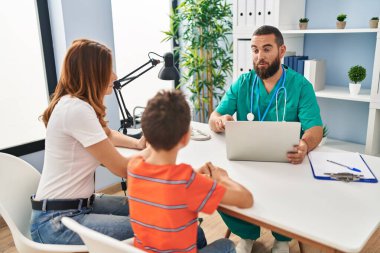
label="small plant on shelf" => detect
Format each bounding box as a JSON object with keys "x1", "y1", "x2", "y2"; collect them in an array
[
  {"x1": 369, "y1": 17, "x2": 379, "y2": 28},
  {"x1": 336, "y1": 13, "x2": 347, "y2": 29},
  {"x1": 299, "y1": 18, "x2": 309, "y2": 30},
  {"x1": 337, "y1": 14, "x2": 347, "y2": 22},
  {"x1": 348, "y1": 65, "x2": 366, "y2": 84},
  {"x1": 348, "y1": 65, "x2": 366, "y2": 96}
]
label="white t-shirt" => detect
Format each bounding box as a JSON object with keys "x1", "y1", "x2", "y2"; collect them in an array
[{"x1": 35, "y1": 95, "x2": 107, "y2": 200}]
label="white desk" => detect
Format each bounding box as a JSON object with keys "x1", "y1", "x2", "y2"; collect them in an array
[{"x1": 117, "y1": 122, "x2": 380, "y2": 253}]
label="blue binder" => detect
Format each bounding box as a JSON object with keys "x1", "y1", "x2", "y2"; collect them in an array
[{"x1": 294, "y1": 56, "x2": 308, "y2": 74}]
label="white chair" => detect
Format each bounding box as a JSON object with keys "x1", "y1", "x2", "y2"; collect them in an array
[
  {"x1": 0, "y1": 152, "x2": 87, "y2": 253},
  {"x1": 61, "y1": 217, "x2": 145, "y2": 253}
]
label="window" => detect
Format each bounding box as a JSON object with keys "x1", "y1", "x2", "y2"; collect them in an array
[{"x1": 0, "y1": 0, "x2": 56, "y2": 155}]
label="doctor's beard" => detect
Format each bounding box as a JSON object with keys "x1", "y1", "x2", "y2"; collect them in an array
[{"x1": 254, "y1": 54, "x2": 281, "y2": 80}]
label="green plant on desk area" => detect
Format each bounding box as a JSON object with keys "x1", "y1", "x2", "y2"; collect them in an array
[
  {"x1": 299, "y1": 17, "x2": 309, "y2": 23},
  {"x1": 323, "y1": 125, "x2": 328, "y2": 138}
]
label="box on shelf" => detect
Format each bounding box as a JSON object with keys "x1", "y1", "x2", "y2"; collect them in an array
[{"x1": 304, "y1": 59, "x2": 326, "y2": 91}]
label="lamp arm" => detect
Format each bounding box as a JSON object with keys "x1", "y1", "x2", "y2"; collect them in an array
[
  {"x1": 116, "y1": 58, "x2": 160, "y2": 85},
  {"x1": 118, "y1": 64, "x2": 157, "y2": 89},
  {"x1": 113, "y1": 56, "x2": 161, "y2": 135}
]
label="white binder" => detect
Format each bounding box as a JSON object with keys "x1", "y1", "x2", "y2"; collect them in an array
[
  {"x1": 255, "y1": 0, "x2": 265, "y2": 27},
  {"x1": 237, "y1": 40, "x2": 247, "y2": 73},
  {"x1": 246, "y1": 0, "x2": 256, "y2": 27},
  {"x1": 264, "y1": 0, "x2": 275, "y2": 26},
  {"x1": 237, "y1": 0, "x2": 246, "y2": 27}
]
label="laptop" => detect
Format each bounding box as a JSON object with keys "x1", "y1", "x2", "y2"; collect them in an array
[{"x1": 225, "y1": 121, "x2": 301, "y2": 162}]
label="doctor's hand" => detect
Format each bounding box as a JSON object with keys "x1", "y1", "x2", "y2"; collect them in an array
[
  {"x1": 210, "y1": 114, "x2": 234, "y2": 133},
  {"x1": 287, "y1": 139, "x2": 308, "y2": 164}
]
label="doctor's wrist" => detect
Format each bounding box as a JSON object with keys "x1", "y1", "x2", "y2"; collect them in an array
[{"x1": 300, "y1": 138, "x2": 309, "y2": 153}]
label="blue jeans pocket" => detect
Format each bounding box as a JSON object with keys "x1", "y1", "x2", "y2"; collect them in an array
[
  {"x1": 30, "y1": 208, "x2": 90, "y2": 244},
  {"x1": 31, "y1": 228, "x2": 43, "y2": 243}
]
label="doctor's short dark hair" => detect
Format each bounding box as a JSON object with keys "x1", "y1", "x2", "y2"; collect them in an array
[
  {"x1": 141, "y1": 89, "x2": 191, "y2": 151},
  {"x1": 253, "y1": 25, "x2": 284, "y2": 47}
]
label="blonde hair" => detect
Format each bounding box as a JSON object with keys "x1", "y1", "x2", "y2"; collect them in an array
[{"x1": 41, "y1": 39, "x2": 113, "y2": 127}]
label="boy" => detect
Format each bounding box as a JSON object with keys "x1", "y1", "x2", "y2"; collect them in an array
[{"x1": 127, "y1": 90, "x2": 254, "y2": 253}]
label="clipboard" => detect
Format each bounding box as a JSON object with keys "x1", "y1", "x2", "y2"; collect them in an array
[{"x1": 308, "y1": 151, "x2": 378, "y2": 183}]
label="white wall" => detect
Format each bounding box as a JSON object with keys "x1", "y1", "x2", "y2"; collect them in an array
[
  {"x1": 111, "y1": 0, "x2": 174, "y2": 114},
  {"x1": 0, "y1": 1, "x2": 49, "y2": 150},
  {"x1": 49, "y1": 0, "x2": 120, "y2": 131}
]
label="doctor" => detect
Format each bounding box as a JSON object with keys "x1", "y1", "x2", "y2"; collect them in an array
[{"x1": 209, "y1": 25, "x2": 323, "y2": 253}]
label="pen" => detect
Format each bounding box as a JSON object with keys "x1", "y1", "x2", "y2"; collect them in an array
[{"x1": 326, "y1": 160, "x2": 361, "y2": 173}]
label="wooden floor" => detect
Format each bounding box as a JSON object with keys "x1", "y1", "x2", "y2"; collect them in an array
[{"x1": 1, "y1": 186, "x2": 380, "y2": 253}]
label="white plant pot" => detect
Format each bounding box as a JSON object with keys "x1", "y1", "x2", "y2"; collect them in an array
[
  {"x1": 299, "y1": 22, "x2": 308, "y2": 30},
  {"x1": 349, "y1": 83, "x2": 361, "y2": 96}
]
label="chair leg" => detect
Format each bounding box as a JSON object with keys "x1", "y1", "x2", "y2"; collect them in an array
[{"x1": 225, "y1": 228, "x2": 231, "y2": 238}]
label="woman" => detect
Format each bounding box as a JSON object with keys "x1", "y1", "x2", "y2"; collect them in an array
[{"x1": 30, "y1": 39, "x2": 148, "y2": 244}]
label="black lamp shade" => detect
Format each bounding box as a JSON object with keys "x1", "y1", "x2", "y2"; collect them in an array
[{"x1": 158, "y1": 52, "x2": 180, "y2": 80}]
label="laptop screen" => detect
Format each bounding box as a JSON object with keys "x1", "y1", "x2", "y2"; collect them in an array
[{"x1": 225, "y1": 121, "x2": 301, "y2": 162}]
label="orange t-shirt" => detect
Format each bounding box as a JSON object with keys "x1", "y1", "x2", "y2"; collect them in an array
[{"x1": 127, "y1": 157, "x2": 226, "y2": 253}]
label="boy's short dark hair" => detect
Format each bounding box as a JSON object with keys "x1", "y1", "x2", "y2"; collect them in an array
[
  {"x1": 253, "y1": 25, "x2": 284, "y2": 47},
  {"x1": 141, "y1": 89, "x2": 191, "y2": 151}
]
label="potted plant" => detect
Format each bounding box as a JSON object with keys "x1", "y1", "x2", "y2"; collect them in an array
[
  {"x1": 319, "y1": 125, "x2": 328, "y2": 146},
  {"x1": 369, "y1": 17, "x2": 379, "y2": 28},
  {"x1": 299, "y1": 18, "x2": 309, "y2": 30},
  {"x1": 163, "y1": 0, "x2": 233, "y2": 123},
  {"x1": 348, "y1": 65, "x2": 366, "y2": 95},
  {"x1": 336, "y1": 13, "x2": 347, "y2": 29}
]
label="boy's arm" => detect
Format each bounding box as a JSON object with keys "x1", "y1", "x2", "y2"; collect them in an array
[{"x1": 201, "y1": 162, "x2": 254, "y2": 209}]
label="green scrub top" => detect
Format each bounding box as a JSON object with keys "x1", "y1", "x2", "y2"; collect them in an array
[{"x1": 216, "y1": 66, "x2": 322, "y2": 132}]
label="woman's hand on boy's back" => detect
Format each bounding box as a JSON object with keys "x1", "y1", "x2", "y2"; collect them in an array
[{"x1": 136, "y1": 135, "x2": 146, "y2": 150}]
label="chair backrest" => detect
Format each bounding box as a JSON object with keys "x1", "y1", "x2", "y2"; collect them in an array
[
  {"x1": 61, "y1": 217, "x2": 145, "y2": 253},
  {"x1": 0, "y1": 152, "x2": 87, "y2": 253}
]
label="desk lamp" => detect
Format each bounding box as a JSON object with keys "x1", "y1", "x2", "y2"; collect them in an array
[{"x1": 113, "y1": 52, "x2": 179, "y2": 137}]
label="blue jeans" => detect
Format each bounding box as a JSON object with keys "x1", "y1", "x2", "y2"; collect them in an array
[
  {"x1": 30, "y1": 194, "x2": 207, "y2": 248},
  {"x1": 199, "y1": 239, "x2": 236, "y2": 253}
]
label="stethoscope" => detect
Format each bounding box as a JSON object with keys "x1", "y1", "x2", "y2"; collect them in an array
[{"x1": 247, "y1": 65, "x2": 287, "y2": 122}]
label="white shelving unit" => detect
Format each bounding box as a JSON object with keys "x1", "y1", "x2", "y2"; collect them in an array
[
  {"x1": 232, "y1": 0, "x2": 380, "y2": 156},
  {"x1": 281, "y1": 28, "x2": 378, "y2": 34},
  {"x1": 315, "y1": 85, "x2": 371, "y2": 102}
]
